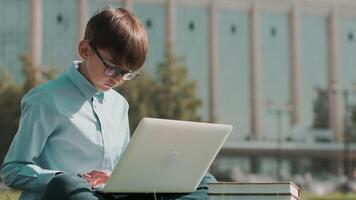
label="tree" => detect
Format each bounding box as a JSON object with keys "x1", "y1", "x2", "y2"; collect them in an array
[
  {"x1": 352, "y1": 106, "x2": 356, "y2": 127},
  {"x1": 311, "y1": 87, "x2": 329, "y2": 129},
  {"x1": 116, "y1": 71, "x2": 159, "y2": 131},
  {"x1": 311, "y1": 87, "x2": 356, "y2": 140},
  {"x1": 0, "y1": 70, "x2": 22, "y2": 165},
  {"x1": 0, "y1": 55, "x2": 57, "y2": 164},
  {"x1": 116, "y1": 53, "x2": 202, "y2": 131}
]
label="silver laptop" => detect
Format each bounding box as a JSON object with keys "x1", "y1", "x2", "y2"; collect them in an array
[{"x1": 102, "y1": 118, "x2": 233, "y2": 193}]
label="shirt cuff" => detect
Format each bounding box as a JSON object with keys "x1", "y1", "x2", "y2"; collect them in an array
[{"x1": 38, "y1": 169, "x2": 64, "y2": 185}]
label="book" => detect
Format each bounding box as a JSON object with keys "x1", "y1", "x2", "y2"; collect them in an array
[{"x1": 208, "y1": 182, "x2": 300, "y2": 200}]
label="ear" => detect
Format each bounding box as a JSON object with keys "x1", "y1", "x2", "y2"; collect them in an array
[{"x1": 78, "y1": 40, "x2": 91, "y2": 60}]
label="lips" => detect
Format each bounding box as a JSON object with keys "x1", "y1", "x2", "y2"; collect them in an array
[
  {"x1": 104, "y1": 83, "x2": 114, "y2": 88},
  {"x1": 104, "y1": 80, "x2": 118, "y2": 88}
]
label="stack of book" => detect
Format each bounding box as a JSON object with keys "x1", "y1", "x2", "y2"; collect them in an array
[{"x1": 208, "y1": 182, "x2": 300, "y2": 200}]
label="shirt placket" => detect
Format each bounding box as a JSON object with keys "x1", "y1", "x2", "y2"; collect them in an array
[{"x1": 91, "y1": 96, "x2": 112, "y2": 169}]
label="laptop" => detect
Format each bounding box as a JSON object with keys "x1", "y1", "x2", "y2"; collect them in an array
[{"x1": 101, "y1": 118, "x2": 233, "y2": 193}]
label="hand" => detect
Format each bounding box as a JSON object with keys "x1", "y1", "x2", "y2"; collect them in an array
[{"x1": 82, "y1": 170, "x2": 111, "y2": 188}]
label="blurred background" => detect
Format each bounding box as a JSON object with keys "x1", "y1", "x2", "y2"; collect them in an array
[{"x1": 1, "y1": 0, "x2": 356, "y2": 199}]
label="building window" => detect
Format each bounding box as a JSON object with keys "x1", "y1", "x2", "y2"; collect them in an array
[
  {"x1": 348, "y1": 32, "x2": 354, "y2": 42},
  {"x1": 56, "y1": 14, "x2": 63, "y2": 24},
  {"x1": 146, "y1": 19, "x2": 152, "y2": 29},
  {"x1": 271, "y1": 26, "x2": 277, "y2": 37},
  {"x1": 188, "y1": 21, "x2": 195, "y2": 31},
  {"x1": 231, "y1": 25, "x2": 237, "y2": 35}
]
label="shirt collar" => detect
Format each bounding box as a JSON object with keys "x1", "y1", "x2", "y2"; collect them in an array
[{"x1": 66, "y1": 61, "x2": 104, "y2": 102}]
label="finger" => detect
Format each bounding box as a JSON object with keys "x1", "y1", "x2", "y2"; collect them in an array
[
  {"x1": 87, "y1": 175, "x2": 108, "y2": 187},
  {"x1": 91, "y1": 174, "x2": 108, "y2": 180},
  {"x1": 90, "y1": 174, "x2": 109, "y2": 180},
  {"x1": 90, "y1": 170, "x2": 109, "y2": 177},
  {"x1": 82, "y1": 175, "x2": 92, "y2": 184},
  {"x1": 94, "y1": 169, "x2": 111, "y2": 175},
  {"x1": 83, "y1": 174, "x2": 102, "y2": 187},
  {"x1": 82, "y1": 173, "x2": 92, "y2": 179},
  {"x1": 95, "y1": 175, "x2": 108, "y2": 183},
  {"x1": 92, "y1": 178, "x2": 106, "y2": 187}
]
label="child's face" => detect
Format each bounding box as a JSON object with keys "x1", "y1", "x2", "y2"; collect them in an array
[{"x1": 85, "y1": 45, "x2": 126, "y2": 91}]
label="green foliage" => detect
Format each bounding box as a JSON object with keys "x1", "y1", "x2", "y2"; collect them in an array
[
  {"x1": 352, "y1": 107, "x2": 356, "y2": 127},
  {"x1": 116, "y1": 71, "x2": 159, "y2": 130},
  {"x1": 302, "y1": 192, "x2": 356, "y2": 200},
  {"x1": 311, "y1": 87, "x2": 356, "y2": 141},
  {"x1": 346, "y1": 105, "x2": 356, "y2": 142},
  {"x1": 312, "y1": 87, "x2": 329, "y2": 129},
  {"x1": 0, "y1": 55, "x2": 57, "y2": 164},
  {"x1": 117, "y1": 54, "x2": 202, "y2": 131},
  {"x1": 0, "y1": 71, "x2": 22, "y2": 166}
]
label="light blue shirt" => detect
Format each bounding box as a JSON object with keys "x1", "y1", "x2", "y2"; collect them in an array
[{"x1": 1, "y1": 61, "x2": 130, "y2": 200}]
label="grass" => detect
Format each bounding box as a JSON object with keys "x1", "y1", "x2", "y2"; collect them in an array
[
  {"x1": 302, "y1": 192, "x2": 356, "y2": 200},
  {"x1": 0, "y1": 190, "x2": 20, "y2": 200}
]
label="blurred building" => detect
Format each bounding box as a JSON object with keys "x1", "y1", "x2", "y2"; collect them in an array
[{"x1": 1, "y1": 0, "x2": 356, "y2": 181}]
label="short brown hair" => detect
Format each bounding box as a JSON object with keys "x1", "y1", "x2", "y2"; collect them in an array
[{"x1": 84, "y1": 7, "x2": 148, "y2": 70}]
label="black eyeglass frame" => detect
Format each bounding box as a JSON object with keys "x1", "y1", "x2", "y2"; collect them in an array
[{"x1": 89, "y1": 42, "x2": 140, "y2": 80}]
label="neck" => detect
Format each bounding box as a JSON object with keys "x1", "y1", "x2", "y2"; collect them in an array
[{"x1": 78, "y1": 62, "x2": 94, "y2": 85}]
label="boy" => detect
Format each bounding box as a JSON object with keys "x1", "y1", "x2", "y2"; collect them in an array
[{"x1": 1, "y1": 7, "x2": 215, "y2": 200}]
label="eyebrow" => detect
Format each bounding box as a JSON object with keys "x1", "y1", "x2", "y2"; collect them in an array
[
  {"x1": 90, "y1": 43, "x2": 128, "y2": 70},
  {"x1": 103, "y1": 56, "x2": 131, "y2": 71},
  {"x1": 100, "y1": 52, "x2": 119, "y2": 67},
  {"x1": 104, "y1": 58, "x2": 117, "y2": 67}
]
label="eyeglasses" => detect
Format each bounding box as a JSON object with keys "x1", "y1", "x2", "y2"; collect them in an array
[{"x1": 89, "y1": 42, "x2": 139, "y2": 80}]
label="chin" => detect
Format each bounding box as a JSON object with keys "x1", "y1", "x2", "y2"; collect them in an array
[
  {"x1": 101, "y1": 87, "x2": 111, "y2": 91},
  {"x1": 96, "y1": 85, "x2": 112, "y2": 91}
]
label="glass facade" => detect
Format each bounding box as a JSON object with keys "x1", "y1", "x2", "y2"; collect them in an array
[
  {"x1": 260, "y1": 13, "x2": 291, "y2": 141},
  {"x1": 0, "y1": 1, "x2": 345, "y2": 140},
  {"x1": 134, "y1": 3, "x2": 166, "y2": 76},
  {"x1": 88, "y1": 0, "x2": 122, "y2": 15},
  {"x1": 339, "y1": 17, "x2": 356, "y2": 111},
  {"x1": 300, "y1": 15, "x2": 329, "y2": 138},
  {"x1": 218, "y1": 9, "x2": 250, "y2": 140},
  {"x1": 176, "y1": 5, "x2": 209, "y2": 121},
  {"x1": 43, "y1": 0, "x2": 78, "y2": 71},
  {"x1": 0, "y1": 0, "x2": 29, "y2": 82}
]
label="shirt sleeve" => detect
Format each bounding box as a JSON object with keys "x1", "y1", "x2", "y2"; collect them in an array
[{"x1": 1, "y1": 88, "x2": 62, "y2": 192}]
